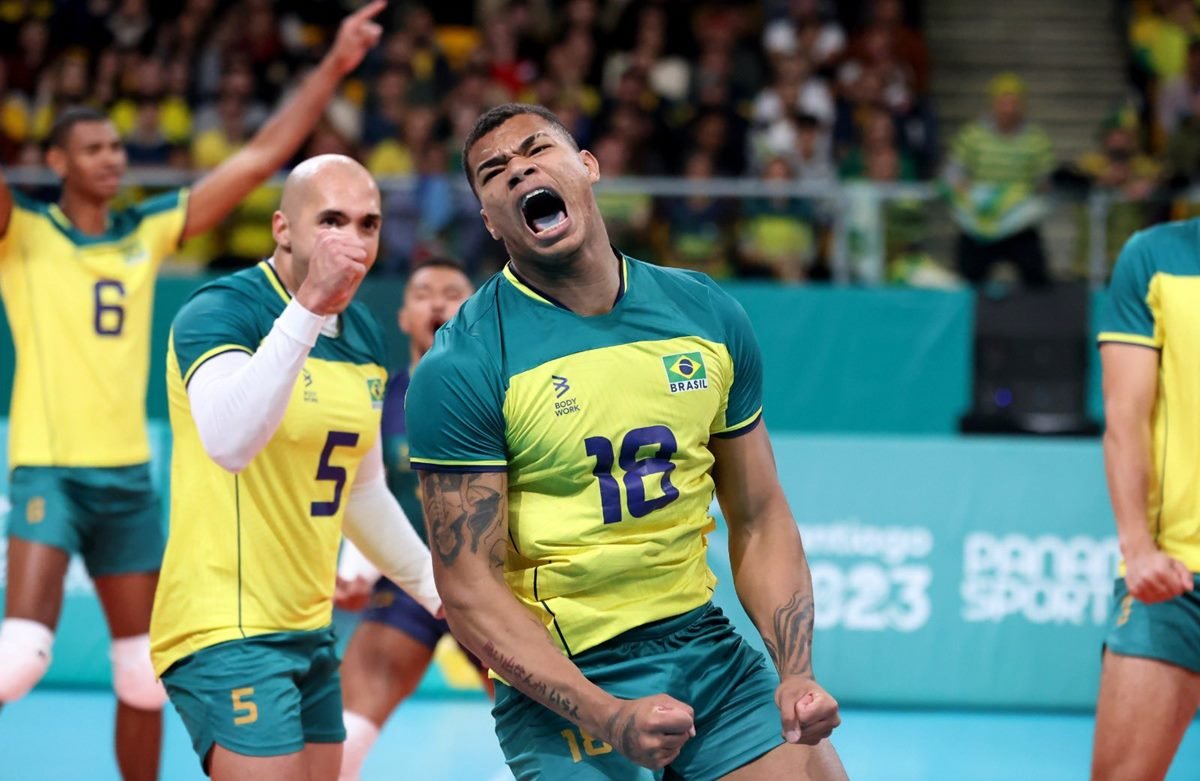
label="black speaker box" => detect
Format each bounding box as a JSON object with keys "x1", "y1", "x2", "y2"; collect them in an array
[{"x1": 959, "y1": 283, "x2": 1101, "y2": 436}]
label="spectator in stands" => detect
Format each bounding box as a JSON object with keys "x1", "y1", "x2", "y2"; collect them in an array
[
  {"x1": 1157, "y1": 39, "x2": 1200, "y2": 137},
  {"x1": 30, "y1": 54, "x2": 92, "y2": 143},
  {"x1": 753, "y1": 51, "x2": 835, "y2": 137},
  {"x1": 592, "y1": 133, "x2": 653, "y2": 258},
  {"x1": 1131, "y1": 0, "x2": 1198, "y2": 81},
  {"x1": 854, "y1": 0, "x2": 930, "y2": 95},
  {"x1": 111, "y1": 57, "x2": 193, "y2": 165},
  {"x1": 943, "y1": 72, "x2": 1055, "y2": 286},
  {"x1": 754, "y1": 111, "x2": 836, "y2": 183},
  {"x1": 684, "y1": 107, "x2": 747, "y2": 177},
  {"x1": 4, "y1": 19, "x2": 50, "y2": 96},
  {"x1": 738, "y1": 156, "x2": 819, "y2": 282},
  {"x1": 1166, "y1": 89, "x2": 1200, "y2": 180},
  {"x1": 107, "y1": 0, "x2": 153, "y2": 50},
  {"x1": 763, "y1": 0, "x2": 846, "y2": 74},
  {"x1": 1072, "y1": 110, "x2": 1164, "y2": 273},
  {"x1": 656, "y1": 152, "x2": 737, "y2": 278},
  {"x1": 191, "y1": 89, "x2": 277, "y2": 267},
  {"x1": 362, "y1": 66, "x2": 410, "y2": 148},
  {"x1": 839, "y1": 105, "x2": 917, "y2": 181},
  {"x1": 0, "y1": 60, "x2": 30, "y2": 164},
  {"x1": 603, "y1": 5, "x2": 682, "y2": 103}
]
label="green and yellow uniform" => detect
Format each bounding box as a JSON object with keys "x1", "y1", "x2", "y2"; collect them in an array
[
  {"x1": 151, "y1": 261, "x2": 387, "y2": 761},
  {"x1": 1, "y1": 189, "x2": 187, "y2": 575},
  {"x1": 407, "y1": 252, "x2": 783, "y2": 780},
  {"x1": 1099, "y1": 220, "x2": 1200, "y2": 674}
]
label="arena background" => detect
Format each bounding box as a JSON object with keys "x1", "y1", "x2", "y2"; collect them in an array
[{"x1": 2, "y1": 0, "x2": 1200, "y2": 778}]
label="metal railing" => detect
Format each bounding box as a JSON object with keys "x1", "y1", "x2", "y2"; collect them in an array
[{"x1": 2, "y1": 166, "x2": 1163, "y2": 286}]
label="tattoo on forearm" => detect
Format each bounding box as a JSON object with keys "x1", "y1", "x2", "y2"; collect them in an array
[
  {"x1": 483, "y1": 640, "x2": 581, "y2": 721},
  {"x1": 762, "y1": 590, "x2": 814, "y2": 676},
  {"x1": 604, "y1": 705, "x2": 639, "y2": 758},
  {"x1": 420, "y1": 472, "x2": 503, "y2": 568}
]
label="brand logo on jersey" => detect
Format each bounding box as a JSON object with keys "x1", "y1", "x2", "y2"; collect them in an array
[
  {"x1": 303, "y1": 369, "x2": 318, "y2": 403},
  {"x1": 119, "y1": 238, "x2": 148, "y2": 266},
  {"x1": 367, "y1": 378, "x2": 385, "y2": 409},
  {"x1": 662, "y1": 352, "x2": 708, "y2": 393},
  {"x1": 550, "y1": 375, "x2": 581, "y2": 416}
]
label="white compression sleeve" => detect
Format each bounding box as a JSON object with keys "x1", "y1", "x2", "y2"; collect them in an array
[
  {"x1": 187, "y1": 298, "x2": 327, "y2": 472},
  {"x1": 342, "y1": 441, "x2": 441, "y2": 616}
]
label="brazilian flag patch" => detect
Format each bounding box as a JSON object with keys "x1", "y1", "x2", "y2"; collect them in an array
[
  {"x1": 367, "y1": 378, "x2": 385, "y2": 408},
  {"x1": 662, "y1": 352, "x2": 709, "y2": 393}
]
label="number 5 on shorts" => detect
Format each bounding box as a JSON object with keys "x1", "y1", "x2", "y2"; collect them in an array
[{"x1": 232, "y1": 687, "x2": 258, "y2": 725}]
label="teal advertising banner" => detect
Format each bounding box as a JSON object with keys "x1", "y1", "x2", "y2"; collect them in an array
[
  {"x1": 0, "y1": 278, "x2": 977, "y2": 434},
  {"x1": 0, "y1": 423, "x2": 1116, "y2": 709}
]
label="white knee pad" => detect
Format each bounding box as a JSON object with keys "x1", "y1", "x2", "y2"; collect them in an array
[
  {"x1": 111, "y1": 634, "x2": 167, "y2": 710},
  {"x1": 0, "y1": 618, "x2": 53, "y2": 702}
]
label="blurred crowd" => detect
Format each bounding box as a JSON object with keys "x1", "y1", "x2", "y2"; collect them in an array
[{"x1": 0, "y1": 0, "x2": 939, "y2": 280}]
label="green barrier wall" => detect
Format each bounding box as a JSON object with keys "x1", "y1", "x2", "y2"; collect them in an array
[
  {"x1": 0, "y1": 424, "x2": 1115, "y2": 709},
  {"x1": 0, "y1": 277, "x2": 979, "y2": 433}
]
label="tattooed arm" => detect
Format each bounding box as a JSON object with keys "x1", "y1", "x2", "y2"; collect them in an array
[
  {"x1": 711, "y1": 422, "x2": 841, "y2": 746},
  {"x1": 419, "y1": 470, "x2": 696, "y2": 769}
]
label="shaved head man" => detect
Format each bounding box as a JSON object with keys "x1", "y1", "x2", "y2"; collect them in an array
[{"x1": 150, "y1": 155, "x2": 438, "y2": 781}]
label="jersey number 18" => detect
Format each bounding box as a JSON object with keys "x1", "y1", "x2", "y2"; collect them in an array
[{"x1": 584, "y1": 425, "x2": 680, "y2": 524}]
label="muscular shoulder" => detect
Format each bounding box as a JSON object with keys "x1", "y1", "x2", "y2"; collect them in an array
[
  {"x1": 631, "y1": 258, "x2": 747, "y2": 342},
  {"x1": 1120, "y1": 219, "x2": 1200, "y2": 277}
]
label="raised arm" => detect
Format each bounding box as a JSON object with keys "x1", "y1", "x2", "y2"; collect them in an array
[
  {"x1": 419, "y1": 469, "x2": 694, "y2": 770},
  {"x1": 1101, "y1": 343, "x2": 1191, "y2": 602},
  {"x1": 711, "y1": 422, "x2": 840, "y2": 747},
  {"x1": 181, "y1": 1, "x2": 385, "y2": 240}
]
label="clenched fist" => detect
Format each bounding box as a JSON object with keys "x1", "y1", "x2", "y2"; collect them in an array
[
  {"x1": 296, "y1": 230, "x2": 370, "y2": 315},
  {"x1": 600, "y1": 694, "x2": 696, "y2": 769},
  {"x1": 776, "y1": 676, "x2": 840, "y2": 745},
  {"x1": 1125, "y1": 547, "x2": 1193, "y2": 604}
]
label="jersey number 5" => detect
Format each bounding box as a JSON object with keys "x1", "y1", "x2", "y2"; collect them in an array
[
  {"x1": 584, "y1": 425, "x2": 680, "y2": 524},
  {"x1": 312, "y1": 431, "x2": 360, "y2": 517}
]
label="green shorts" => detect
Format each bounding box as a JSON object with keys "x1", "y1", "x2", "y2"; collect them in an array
[
  {"x1": 1104, "y1": 575, "x2": 1200, "y2": 674},
  {"x1": 493, "y1": 602, "x2": 784, "y2": 781},
  {"x1": 6, "y1": 464, "x2": 164, "y2": 577},
  {"x1": 161, "y1": 628, "x2": 345, "y2": 772}
]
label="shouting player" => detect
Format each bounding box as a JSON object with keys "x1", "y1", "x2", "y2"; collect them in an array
[
  {"x1": 0, "y1": 4, "x2": 388, "y2": 779},
  {"x1": 406, "y1": 103, "x2": 848, "y2": 780},
  {"x1": 335, "y1": 258, "x2": 489, "y2": 781},
  {"x1": 1092, "y1": 224, "x2": 1200, "y2": 780},
  {"x1": 149, "y1": 154, "x2": 439, "y2": 781}
]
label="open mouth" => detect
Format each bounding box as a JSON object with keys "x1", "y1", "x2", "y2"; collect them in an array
[{"x1": 520, "y1": 188, "x2": 569, "y2": 235}]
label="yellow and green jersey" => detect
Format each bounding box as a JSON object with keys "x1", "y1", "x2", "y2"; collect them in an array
[
  {"x1": 150, "y1": 261, "x2": 388, "y2": 675},
  {"x1": 1099, "y1": 220, "x2": 1200, "y2": 573},
  {"x1": 0, "y1": 189, "x2": 188, "y2": 468},
  {"x1": 406, "y1": 253, "x2": 763, "y2": 657}
]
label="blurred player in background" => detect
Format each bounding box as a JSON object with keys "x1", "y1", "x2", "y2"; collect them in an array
[
  {"x1": 406, "y1": 103, "x2": 848, "y2": 780},
  {"x1": 1093, "y1": 224, "x2": 1200, "y2": 781},
  {"x1": 150, "y1": 154, "x2": 439, "y2": 781},
  {"x1": 0, "y1": 4, "x2": 389, "y2": 779},
  {"x1": 334, "y1": 257, "x2": 491, "y2": 781}
]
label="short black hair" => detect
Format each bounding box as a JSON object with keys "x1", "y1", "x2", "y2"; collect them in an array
[
  {"x1": 48, "y1": 106, "x2": 111, "y2": 150},
  {"x1": 412, "y1": 255, "x2": 468, "y2": 276},
  {"x1": 461, "y1": 103, "x2": 579, "y2": 196}
]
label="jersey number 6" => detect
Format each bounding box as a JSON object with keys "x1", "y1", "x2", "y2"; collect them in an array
[
  {"x1": 584, "y1": 425, "x2": 680, "y2": 524},
  {"x1": 94, "y1": 280, "x2": 125, "y2": 336}
]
